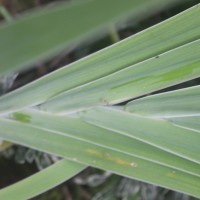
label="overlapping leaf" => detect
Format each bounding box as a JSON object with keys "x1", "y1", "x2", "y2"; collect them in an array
[
  {"x1": 0, "y1": 2, "x2": 200, "y2": 199},
  {"x1": 126, "y1": 85, "x2": 200, "y2": 132},
  {"x1": 169, "y1": 117, "x2": 200, "y2": 132},
  {"x1": 126, "y1": 85, "x2": 200, "y2": 118},
  {"x1": 10, "y1": 109, "x2": 200, "y2": 177},
  {"x1": 80, "y1": 107, "x2": 200, "y2": 164},
  {"x1": 40, "y1": 39, "x2": 200, "y2": 114},
  {"x1": 0, "y1": 4, "x2": 199, "y2": 114},
  {"x1": 0, "y1": 115, "x2": 200, "y2": 198}
]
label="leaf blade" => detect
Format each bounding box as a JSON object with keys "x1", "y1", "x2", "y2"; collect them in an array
[
  {"x1": 41, "y1": 40, "x2": 200, "y2": 113},
  {"x1": 0, "y1": 159, "x2": 86, "y2": 200},
  {"x1": 126, "y1": 85, "x2": 200, "y2": 118},
  {"x1": 10, "y1": 109, "x2": 200, "y2": 177},
  {"x1": 0, "y1": 115, "x2": 200, "y2": 197},
  {"x1": 80, "y1": 107, "x2": 200, "y2": 164},
  {"x1": 0, "y1": 4, "x2": 199, "y2": 114},
  {"x1": 0, "y1": 0, "x2": 183, "y2": 75}
]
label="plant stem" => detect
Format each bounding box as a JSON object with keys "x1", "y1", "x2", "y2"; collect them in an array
[
  {"x1": 109, "y1": 24, "x2": 120, "y2": 43},
  {"x1": 0, "y1": 4, "x2": 13, "y2": 23}
]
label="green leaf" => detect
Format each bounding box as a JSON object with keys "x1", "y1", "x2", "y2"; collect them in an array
[
  {"x1": 0, "y1": 114, "x2": 200, "y2": 197},
  {"x1": 0, "y1": 2, "x2": 199, "y2": 199},
  {"x1": 10, "y1": 109, "x2": 200, "y2": 177},
  {"x1": 126, "y1": 85, "x2": 200, "y2": 118},
  {"x1": 169, "y1": 116, "x2": 200, "y2": 133},
  {"x1": 0, "y1": 0, "x2": 182, "y2": 75},
  {"x1": 0, "y1": 4, "x2": 199, "y2": 114},
  {"x1": 80, "y1": 107, "x2": 200, "y2": 164},
  {"x1": 41, "y1": 40, "x2": 200, "y2": 113},
  {"x1": 0, "y1": 159, "x2": 86, "y2": 200},
  {"x1": 125, "y1": 85, "x2": 200, "y2": 134}
]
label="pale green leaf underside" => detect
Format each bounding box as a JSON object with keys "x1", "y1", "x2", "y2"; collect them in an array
[
  {"x1": 0, "y1": 159, "x2": 85, "y2": 200},
  {"x1": 0, "y1": 112, "x2": 199, "y2": 198},
  {"x1": 0, "y1": 0, "x2": 182, "y2": 75},
  {"x1": 0, "y1": 4, "x2": 199, "y2": 114}
]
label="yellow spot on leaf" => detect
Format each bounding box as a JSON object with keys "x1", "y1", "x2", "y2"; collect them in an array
[
  {"x1": 86, "y1": 149, "x2": 137, "y2": 167},
  {"x1": 167, "y1": 170, "x2": 176, "y2": 177}
]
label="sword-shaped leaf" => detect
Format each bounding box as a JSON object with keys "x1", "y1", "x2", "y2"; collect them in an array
[
  {"x1": 126, "y1": 85, "x2": 200, "y2": 118},
  {"x1": 0, "y1": 4, "x2": 199, "y2": 114},
  {"x1": 80, "y1": 107, "x2": 200, "y2": 164},
  {"x1": 0, "y1": 159, "x2": 85, "y2": 200},
  {"x1": 126, "y1": 85, "x2": 200, "y2": 132},
  {"x1": 0, "y1": 117, "x2": 200, "y2": 198},
  {"x1": 9, "y1": 109, "x2": 200, "y2": 177},
  {"x1": 1, "y1": 0, "x2": 182, "y2": 75},
  {"x1": 41, "y1": 40, "x2": 200, "y2": 114}
]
